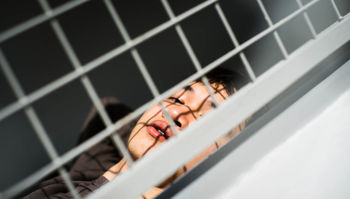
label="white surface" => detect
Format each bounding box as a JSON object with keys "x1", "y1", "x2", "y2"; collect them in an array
[{"x1": 221, "y1": 90, "x2": 350, "y2": 199}]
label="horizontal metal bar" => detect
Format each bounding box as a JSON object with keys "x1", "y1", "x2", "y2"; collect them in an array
[
  {"x1": 0, "y1": 0, "x2": 89, "y2": 43},
  {"x1": 88, "y1": 11, "x2": 350, "y2": 199}
]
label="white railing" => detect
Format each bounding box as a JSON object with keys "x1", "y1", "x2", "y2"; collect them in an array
[{"x1": 0, "y1": 0, "x2": 349, "y2": 198}]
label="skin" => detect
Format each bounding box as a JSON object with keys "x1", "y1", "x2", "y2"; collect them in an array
[{"x1": 103, "y1": 82, "x2": 241, "y2": 198}]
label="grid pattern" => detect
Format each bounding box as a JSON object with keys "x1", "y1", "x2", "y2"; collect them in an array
[{"x1": 0, "y1": 0, "x2": 349, "y2": 198}]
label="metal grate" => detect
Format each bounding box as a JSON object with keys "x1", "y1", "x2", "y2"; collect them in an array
[{"x1": 0, "y1": 0, "x2": 349, "y2": 198}]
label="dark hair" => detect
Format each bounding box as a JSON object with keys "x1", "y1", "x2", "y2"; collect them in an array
[{"x1": 201, "y1": 67, "x2": 247, "y2": 95}]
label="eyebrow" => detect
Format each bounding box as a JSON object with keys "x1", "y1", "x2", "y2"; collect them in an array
[{"x1": 184, "y1": 85, "x2": 193, "y2": 91}]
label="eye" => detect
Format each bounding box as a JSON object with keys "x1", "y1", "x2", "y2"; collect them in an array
[{"x1": 168, "y1": 97, "x2": 184, "y2": 105}]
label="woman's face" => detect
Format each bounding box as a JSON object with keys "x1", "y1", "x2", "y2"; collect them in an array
[{"x1": 127, "y1": 81, "x2": 238, "y2": 184}]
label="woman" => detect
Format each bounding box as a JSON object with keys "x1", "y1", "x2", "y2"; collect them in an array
[{"x1": 24, "y1": 67, "x2": 245, "y2": 198}]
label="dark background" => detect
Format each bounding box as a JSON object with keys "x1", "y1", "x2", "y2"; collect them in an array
[{"x1": 0, "y1": 0, "x2": 349, "y2": 192}]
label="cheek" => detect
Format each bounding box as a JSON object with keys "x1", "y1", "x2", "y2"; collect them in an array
[
  {"x1": 127, "y1": 106, "x2": 164, "y2": 158},
  {"x1": 128, "y1": 106, "x2": 161, "y2": 138}
]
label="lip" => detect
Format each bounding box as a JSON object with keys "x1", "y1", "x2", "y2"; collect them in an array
[
  {"x1": 146, "y1": 120, "x2": 175, "y2": 141},
  {"x1": 147, "y1": 126, "x2": 167, "y2": 141}
]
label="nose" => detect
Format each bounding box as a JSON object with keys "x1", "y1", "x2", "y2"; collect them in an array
[{"x1": 162, "y1": 103, "x2": 195, "y2": 130}]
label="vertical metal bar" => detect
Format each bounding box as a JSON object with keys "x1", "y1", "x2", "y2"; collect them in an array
[
  {"x1": 0, "y1": 49, "x2": 55, "y2": 159},
  {"x1": 214, "y1": 3, "x2": 257, "y2": 82},
  {"x1": 110, "y1": 133, "x2": 135, "y2": 165},
  {"x1": 160, "y1": 0, "x2": 220, "y2": 107},
  {"x1": 256, "y1": 0, "x2": 289, "y2": 58},
  {"x1": 330, "y1": 0, "x2": 343, "y2": 21},
  {"x1": 0, "y1": 48, "x2": 80, "y2": 199},
  {"x1": 103, "y1": 0, "x2": 180, "y2": 135},
  {"x1": 296, "y1": 0, "x2": 317, "y2": 38},
  {"x1": 37, "y1": 0, "x2": 134, "y2": 166}
]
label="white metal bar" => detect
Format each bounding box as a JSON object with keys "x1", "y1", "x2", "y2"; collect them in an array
[
  {"x1": 0, "y1": 0, "x2": 89, "y2": 43},
  {"x1": 0, "y1": 48, "x2": 80, "y2": 199},
  {"x1": 296, "y1": 0, "x2": 317, "y2": 38},
  {"x1": 256, "y1": 0, "x2": 289, "y2": 58},
  {"x1": 89, "y1": 12, "x2": 350, "y2": 199},
  {"x1": 330, "y1": 0, "x2": 343, "y2": 20},
  {"x1": 110, "y1": 133, "x2": 135, "y2": 164},
  {"x1": 160, "y1": 0, "x2": 220, "y2": 107},
  {"x1": 37, "y1": 0, "x2": 135, "y2": 167},
  {"x1": 103, "y1": 0, "x2": 180, "y2": 135},
  {"x1": 214, "y1": 3, "x2": 257, "y2": 81},
  {"x1": 1, "y1": 1, "x2": 323, "y2": 196}
]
